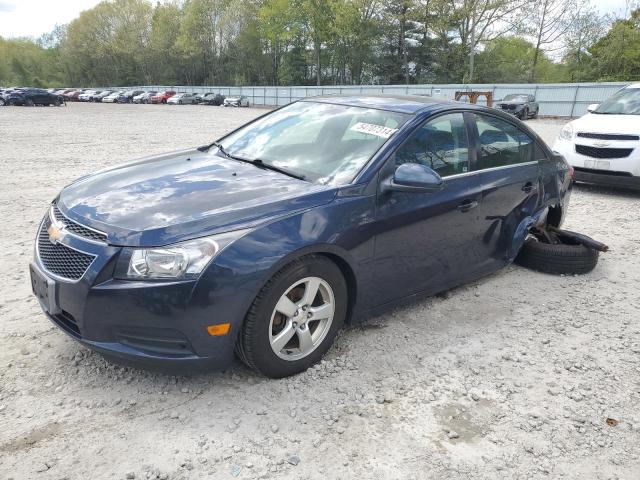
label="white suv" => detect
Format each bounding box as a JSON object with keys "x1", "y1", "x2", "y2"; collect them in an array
[{"x1": 553, "y1": 84, "x2": 640, "y2": 190}]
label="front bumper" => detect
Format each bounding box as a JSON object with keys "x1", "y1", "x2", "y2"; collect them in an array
[
  {"x1": 497, "y1": 105, "x2": 525, "y2": 116},
  {"x1": 30, "y1": 212, "x2": 246, "y2": 372},
  {"x1": 553, "y1": 137, "x2": 640, "y2": 182},
  {"x1": 572, "y1": 168, "x2": 640, "y2": 190}
]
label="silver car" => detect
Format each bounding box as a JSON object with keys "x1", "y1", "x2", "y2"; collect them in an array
[
  {"x1": 223, "y1": 95, "x2": 250, "y2": 107},
  {"x1": 167, "y1": 93, "x2": 198, "y2": 105}
]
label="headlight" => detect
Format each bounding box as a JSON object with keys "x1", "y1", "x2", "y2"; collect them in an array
[
  {"x1": 115, "y1": 229, "x2": 250, "y2": 280},
  {"x1": 559, "y1": 123, "x2": 574, "y2": 140}
]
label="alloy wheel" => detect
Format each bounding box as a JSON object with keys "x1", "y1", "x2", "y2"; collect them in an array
[{"x1": 269, "y1": 276, "x2": 335, "y2": 361}]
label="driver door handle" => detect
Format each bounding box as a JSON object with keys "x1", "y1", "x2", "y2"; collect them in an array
[
  {"x1": 457, "y1": 200, "x2": 478, "y2": 212},
  {"x1": 522, "y1": 182, "x2": 537, "y2": 194}
]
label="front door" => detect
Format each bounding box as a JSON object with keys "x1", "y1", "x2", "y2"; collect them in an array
[{"x1": 366, "y1": 112, "x2": 487, "y2": 307}]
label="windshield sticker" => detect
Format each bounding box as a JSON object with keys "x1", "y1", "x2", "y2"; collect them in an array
[{"x1": 350, "y1": 122, "x2": 398, "y2": 139}]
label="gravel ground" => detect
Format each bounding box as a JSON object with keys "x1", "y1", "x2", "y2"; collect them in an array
[{"x1": 1, "y1": 104, "x2": 639, "y2": 480}]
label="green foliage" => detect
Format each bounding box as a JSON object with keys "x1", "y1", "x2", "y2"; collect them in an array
[
  {"x1": 588, "y1": 11, "x2": 640, "y2": 81},
  {"x1": 474, "y1": 36, "x2": 563, "y2": 83},
  {"x1": 1, "y1": 1, "x2": 639, "y2": 87}
]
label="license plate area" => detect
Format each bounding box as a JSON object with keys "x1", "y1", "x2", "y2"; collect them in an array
[
  {"x1": 584, "y1": 159, "x2": 610, "y2": 170},
  {"x1": 30, "y1": 264, "x2": 61, "y2": 315}
]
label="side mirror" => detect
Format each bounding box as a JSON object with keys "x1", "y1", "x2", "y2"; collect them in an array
[
  {"x1": 382, "y1": 163, "x2": 444, "y2": 194},
  {"x1": 587, "y1": 103, "x2": 599, "y2": 113}
]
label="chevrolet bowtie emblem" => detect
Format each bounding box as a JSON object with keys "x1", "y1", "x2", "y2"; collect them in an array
[
  {"x1": 593, "y1": 141, "x2": 610, "y2": 148},
  {"x1": 47, "y1": 223, "x2": 65, "y2": 244}
]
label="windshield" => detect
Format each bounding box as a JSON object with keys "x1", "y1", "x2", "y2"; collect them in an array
[
  {"x1": 503, "y1": 94, "x2": 529, "y2": 102},
  {"x1": 219, "y1": 101, "x2": 409, "y2": 185},
  {"x1": 595, "y1": 88, "x2": 640, "y2": 115}
]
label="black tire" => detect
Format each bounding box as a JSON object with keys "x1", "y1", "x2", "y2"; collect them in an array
[
  {"x1": 515, "y1": 237, "x2": 599, "y2": 275},
  {"x1": 25, "y1": 98, "x2": 34, "y2": 107},
  {"x1": 0, "y1": 98, "x2": 5, "y2": 106},
  {"x1": 236, "y1": 255, "x2": 347, "y2": 378},
  {"x1": 53, "y1": 99, "x2": 61, "y2": 107},
  {"x1": 520, "y1": 107, "x2": 528, "y2": 120},
  {"x1": 530, "y1": 109, "x2": 538, "y2": 119}
]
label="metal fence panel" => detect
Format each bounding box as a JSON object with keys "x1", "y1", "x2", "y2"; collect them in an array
[{"x1": 100, "y1": 82, "x2": 630, "y2": 117}]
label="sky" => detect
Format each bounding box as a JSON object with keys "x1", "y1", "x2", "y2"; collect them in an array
[{"x1": 0, "y1": 0, "x2": 635, "y2": 39}]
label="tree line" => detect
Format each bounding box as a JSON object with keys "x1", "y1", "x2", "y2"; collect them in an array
[{"x1": 0, "y1": 0, "x2": 637, "y2": 88}]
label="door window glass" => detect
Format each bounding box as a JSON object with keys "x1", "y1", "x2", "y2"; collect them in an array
[
  {"x1": 475, "y1": 114, "x2": 534, "y2": 169},
  {"x1": 393, "y1": 113, "x2": 470, "y2": 177}
]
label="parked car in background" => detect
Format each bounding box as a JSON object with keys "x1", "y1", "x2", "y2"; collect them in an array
[
  {"x1": 554, "y1": 83, "x2": 640, "y2": 190},
  {"x1": 223, "y1": 95, "x2": 250, "y2": 107},
  {"x1": 496, "y1": 94, "x2": 538, "y2": 120},
  {"x1": 78, "y1": 90, "x2": 99, "y2": 102},
  {"x1": 64, "y1": 90, "x2": 84, "y2": 102},
  {"x1": 200, "y1": 93, "x2": 225, "y2": 106},
  {"x1": 133, "y1": 91, "x2": 156, "y2": 104},
  {"x1": 151, "y1": 90, "x2": 176, "y2": 104},
  {"x1": 3, "y1": 88, "x2": 64, "y2": 106},
  {"x1": 31, "y1": 95, "x2": 571, "y2": 377},
  {"x1": 92, "y1": 90, "x2": 113, "y2": 102},
  {"x1": 102, "y1": 91, "x2": 124, "y2": 103},
  {"x1": 116, "y1": 90, "x2": 145, "y2": 103},
  {"x1": 167, "y1": 92, "x2": 198, "y2": 105}
]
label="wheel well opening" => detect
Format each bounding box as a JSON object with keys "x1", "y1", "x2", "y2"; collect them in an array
[
  {"x1": 319, "y1": 253, "x2": 357, "y2": 325},
  {"x1": 547, "y1": 205, "x2": 563, "y2": 228}
]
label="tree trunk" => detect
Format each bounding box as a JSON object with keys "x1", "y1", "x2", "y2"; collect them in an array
[{"x1": 315, "y1": 39, "x2": 321, "y2": 86}]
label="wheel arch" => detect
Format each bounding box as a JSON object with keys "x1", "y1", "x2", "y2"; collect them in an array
[{"x1": 252, "y1": 244, "x2": 360, "y2": 326}]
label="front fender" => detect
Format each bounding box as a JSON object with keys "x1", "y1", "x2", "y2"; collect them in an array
[{"x1": 194, "y1": 197, "x2": 374, "y2": 338}]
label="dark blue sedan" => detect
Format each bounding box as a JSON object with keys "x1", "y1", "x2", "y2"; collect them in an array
[{"x1": 30, "y1": 95, "x2": 572, "y2": 377}]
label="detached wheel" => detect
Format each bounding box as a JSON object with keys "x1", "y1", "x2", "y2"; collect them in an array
[
  {"x1": 516, "y1": 236, "x2": 599, "y2": 275},
  {"x1": 236, "y1": 255, "x2": 347, "y2": 378}
]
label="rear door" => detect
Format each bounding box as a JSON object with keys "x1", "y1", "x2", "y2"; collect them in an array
[{"x1": 469, "y1": 113, "x2": 541, "y2": 268}]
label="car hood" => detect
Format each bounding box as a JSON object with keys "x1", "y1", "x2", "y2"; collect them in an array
[
  {"x1": 57, "y1": 149, "x2": 337, "y2": 247},
  {"x1": 569, "y1": 112, "x2": 640, "y2": 135}
]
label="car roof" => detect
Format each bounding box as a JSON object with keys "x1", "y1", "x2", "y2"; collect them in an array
[
  {"x1": 302, "y1": 94, "x2": 458, "y2": 114},
  {"x1": 626, "y1": 83, "x2": 640, "y2": 89}
]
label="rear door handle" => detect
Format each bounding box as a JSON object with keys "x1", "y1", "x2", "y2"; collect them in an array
[
  {"x1": 457, "y1": 200, "x2": 478, "y2": 212},
  {"x1": 522, "y1": 182, "x2": 537, "y2": 194}
]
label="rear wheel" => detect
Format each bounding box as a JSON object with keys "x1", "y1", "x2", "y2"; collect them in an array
[
  {"x1": 53, "y1": 99, "x2": 61, "y2": 107},
  {"x1": 0, "y1": 98, "x2": 5, "y2": 106},
  {"x1": 516, "y1": 236, "x2": 599, "y2": 275},
  {"x1": 25, "y1": 98, "x2": 34, "y2": 107},
  {"x1": 236, "y1": 255, "x2": 347, "y2": 378}
]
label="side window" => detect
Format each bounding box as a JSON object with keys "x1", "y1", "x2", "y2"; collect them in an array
[
  {"x1": 474, "y1": 114, "x2": 534, "y2": 169},
  {"x1": 394, "y1": 113, "x2": 470, "y2": 177}
]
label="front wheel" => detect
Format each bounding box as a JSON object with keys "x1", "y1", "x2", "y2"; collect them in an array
[
  {"x1": 0, "y1": 98, "x2": 5, "y2": 106},
  {"x1": 25, "y1": 98, "x2": 34, "y2": 106},
  {"x1": 236, "y1": 255, "x2": 347, "y2": 378}
]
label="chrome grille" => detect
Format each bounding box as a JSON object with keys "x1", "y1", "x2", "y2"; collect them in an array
[
  {"x1": 37, "y1": 221, "x2": 95, "y2": 280},
  {"x1": 577, "y1": 132, "x2": 639, "y2": 141},
  {"x1": 52, "y1": 205, "x2": 107, "y2": 243}
]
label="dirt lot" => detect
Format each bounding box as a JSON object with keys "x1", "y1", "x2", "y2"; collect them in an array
[{"x1": 1, "y1": 103, "x2": 639, "y2": 480}]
